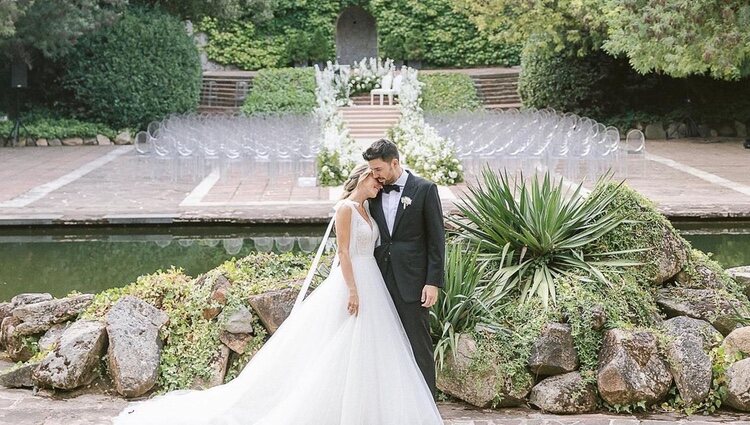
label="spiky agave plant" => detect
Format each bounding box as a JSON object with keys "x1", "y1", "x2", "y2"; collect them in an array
[
  {"x1": 430, "y1": 241, "x2": 510, "y2": 370},
  {"x1": 448, "y1": 168, "x2": 640, "y2": 308}
]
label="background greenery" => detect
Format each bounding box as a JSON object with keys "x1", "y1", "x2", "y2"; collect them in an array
[
  {"x1": 420, "y1": 73, "x2": 481, "y2": 113},
  {"x1": 62, "y1": 7, "x2": 201, "y2": 130},
  {"x1": 195, "y1": 0, "x2": 521, "y2": 70},
  {"x1": 241, "y1": 68, "x2": 317, "y2": 115}
]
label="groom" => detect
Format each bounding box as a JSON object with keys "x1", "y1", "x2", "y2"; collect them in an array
[{"x1": 364, "y1": 139, "x2": 445, "y2": 396}]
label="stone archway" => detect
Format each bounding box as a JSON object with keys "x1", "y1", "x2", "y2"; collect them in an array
[{"x1": 335, "y1": 6, "x2": 378, "y2": 65}]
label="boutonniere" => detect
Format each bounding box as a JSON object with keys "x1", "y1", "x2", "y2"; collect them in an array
[{"x1": 400, "y1": 196, "x2": 412, "y2": 210}]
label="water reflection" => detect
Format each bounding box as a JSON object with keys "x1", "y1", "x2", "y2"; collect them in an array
[{"x1": 0, "y1": 225, "x2": 327, "y2": 301}]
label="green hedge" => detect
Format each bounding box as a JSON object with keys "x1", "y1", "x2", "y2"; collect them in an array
[
  {"x1": 419, "y1": 73, "x2": 481, "y2": 112},
  {"x1": 0, "y1": 110, "x2": 119, "y2": 140},
  {"x1": 197, "y1": 0, "x2": 521, "y2": 70},
  {"x1": 241, "y1": 68, "x2": 316, "y2": 115},
  {"x1": 63, "y1": 7, "x2": 201, "y2": 129},
  {"x1": 518, "y1": 44, "x2": 750, "y2": 131}
]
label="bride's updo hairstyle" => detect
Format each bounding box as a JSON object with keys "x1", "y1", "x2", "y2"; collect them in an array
[{"x1": 340, "y1": 163, "x2": 372, "y2": 200}]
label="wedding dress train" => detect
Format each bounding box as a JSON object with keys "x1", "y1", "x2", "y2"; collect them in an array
[{"x1": 112, "y1": 199, "x2": 443, "y2": 425}]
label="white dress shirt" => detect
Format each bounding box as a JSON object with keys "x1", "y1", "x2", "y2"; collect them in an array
[{"x1": 382, "y1": 170, "x2": 408, "y2": 235}]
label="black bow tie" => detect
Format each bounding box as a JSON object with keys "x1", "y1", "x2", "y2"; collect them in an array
[{"x1": 382, "y1": 184, "x2": 401, "y2": 194}]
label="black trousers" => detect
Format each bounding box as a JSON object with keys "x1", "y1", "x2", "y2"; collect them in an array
[{"x1": 384, "y1": 262, "x2": 436, "y2": 396}]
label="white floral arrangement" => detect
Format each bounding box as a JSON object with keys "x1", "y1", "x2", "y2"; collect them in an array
[
  {"x1": 388, "y1": 67, "x2": 463, "y2": 185},
  {"x1": 347, "y1": 58, "x2": 395, "y2": 96},
  {"x1": 314, "y1": 62, "x2": 359, "y2": 186}
]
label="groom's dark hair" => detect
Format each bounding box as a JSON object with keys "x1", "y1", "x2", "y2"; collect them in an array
[{"x1": 363, "y1": 138, "x2": 400, "y2": 162}]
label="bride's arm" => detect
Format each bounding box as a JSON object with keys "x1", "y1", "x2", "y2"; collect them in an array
[{"x1": 335, "y1": 205, "x2": 359, "y2": 316}]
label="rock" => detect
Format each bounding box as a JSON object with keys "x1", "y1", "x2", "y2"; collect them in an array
[
  {"x1": 96, "y1": 134, "x2": 112, "y2": 145},
  {"x1": 662, "y1": 317, "x2": 722, "y2": 405},
  {"x1": 528, "y1": 323, "x2": 578, "y2": 376},
  {"x1": 0, "y1": 302, "x2": 12, "y2": 327},
  {"x1": 652, "y1": 226, "x2": 689, "y2": 284},
  {"x1": 33, "y1": 319, "x2": 107, "y2": 390},
  {"x1": 437, "y1": 333, "x2": 533, "y2": 408},
  {"x1": 726, "y1": 266, "x2": 750, "y2": 298},
  {"x1": 222, "y1": 305, "x2": 254, "y2": 334},
  {"x1": 198, "y1": 273, "x2": 232, "y2": 320},
  {"x1": 697, "y1": 124, "x2": 711, "y2": 138},
  {"x1": 36, "y1": 138, "x2": 48, "y2": 146},
  {"x1": 1, "y1": 316, "x2": 36, "y2": 362},
  {"x1": 248, "y1": 286, "x2": 299, "y2": 334},
  {"x1": 736, "y1": 121, "x2": 748, "y2": 138},
  {"x1": 12, "y1": 294, "x2": 94, "y2": 336},
  {"x1": 717, "y1": 122, "x2": 736, "y2": 137},
  {"x1": 220, "y1": 331, "x2": 254, "y2": 354},
  {"x1": 666, "y1": 122, "x2": 688, "y2": 139},
  {"x1": 656, "y1": 287, "x2": 746, "y2": 335},
  {"x1": 49, "y1": 138, "x2": 62, "y2": 146},
  {"x1": 597, "y1": 329, "x2": 672, "y2": 406},
  {"x1": 529, "y1": 372, "x2": 597, "y2": 414},
  {"x1": 105, "y1": 296, "x2": 169, "y2": 398},
  {"x1": 0, "y1": 360, "x2": 40, "y2": 388},
  {"x1": 725, "y1": 358, "x2": 750, "y2": 411},
  {"x1": 11, "y1": 293, "x2": 53, "y2": 308},
  {"x1": 721, "y1": 327, "x2": 750, "y2": 363},
  {"x1": 645, "y1": 122, "x2": 667, "y2": 140},
  {"x1": 114, "y1": 131, "x2": 132, "y2": 145},
  {"x1": 83, "y1": 138, "x2": 97, "y2": 145},
  {"x1": 191, "y1": 344, "x2": 231, "y2": 390},
  {"x1": 61, "y1": 137, "x2": 83, "y2": 146},
  {"x1": 591, "y1": 304, "x2": 607, "y2": 330},
  {"x1": 38, "y1": 322, "x2": 71, "y2": 352},
  {"x1": 710, "y1": 129, "x2": 719, "y2": 138}
]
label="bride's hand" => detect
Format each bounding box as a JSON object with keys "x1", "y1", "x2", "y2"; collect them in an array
[{"x1": 347, "y1": 290, "x2": 359, "y2": 316}]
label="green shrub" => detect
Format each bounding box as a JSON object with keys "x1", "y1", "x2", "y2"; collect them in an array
[
  {"x1": 198, "y1": 17, "x2": 290, "y2": 70},
  {"x1": 420, "y1": 73, "x2": 481, "y2": 112},
  {"x1": 63, "y1": 7, "x2": 201, "y2": 129},
  {"x1": 0, "y1": 110, "x2": 119, "y2": 139},
  {"x1": 242, "y1": 68, "x2": 316, "y2": 115},
  {"x1": 519, "y1": 43, "x2": 750, "y2": 130}
]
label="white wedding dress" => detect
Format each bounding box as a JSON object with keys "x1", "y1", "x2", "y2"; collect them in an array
[{"x1": 112, "y1": 199, "x2": 443, "y2": 425}]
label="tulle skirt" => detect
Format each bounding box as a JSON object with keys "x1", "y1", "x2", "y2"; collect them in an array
[{"x1": 112, "y1": 256, "x2": 443, "y2": 425}]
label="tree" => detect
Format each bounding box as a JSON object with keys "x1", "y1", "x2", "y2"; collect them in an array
[
  {"x1": 0, "y1": 0, "x2": 126, "y2": 63},
  {"x1": 453, "y1": 0, "x2": 750, "y2": 80},
  {"x1": 603, "y1": 0, "x2": 750, "y2": 80}
]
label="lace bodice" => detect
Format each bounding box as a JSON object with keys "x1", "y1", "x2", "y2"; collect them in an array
[{"x1": 335, "y1": 199, "x2": 378, "y2": 258}]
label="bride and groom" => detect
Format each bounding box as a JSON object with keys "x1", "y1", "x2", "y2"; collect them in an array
[{"x1": 113, "y1": 138, "x2": 446, "y2": 424}]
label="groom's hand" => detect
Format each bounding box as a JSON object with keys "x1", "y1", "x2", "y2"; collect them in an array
[{"x1": 421, "y1": 285, "x2": 439, "y2": 308}]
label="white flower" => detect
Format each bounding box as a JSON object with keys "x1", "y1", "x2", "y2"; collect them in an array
[{"x1": 400, "y1": 196, "x2": 412, "y2": 210}]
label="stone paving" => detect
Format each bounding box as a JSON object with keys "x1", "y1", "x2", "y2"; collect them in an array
[{"x1": 1, "y1": 137, "x2": 750, "y2": 226}]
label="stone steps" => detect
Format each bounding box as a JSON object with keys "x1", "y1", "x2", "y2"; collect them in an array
[
  {"x1": 197, "y1": 71, "x2": 255, "y2": 114},
  {"x1": 338, "y1": 105, "x2": 401, "y2": 146},
  {"x1": 471, "y1": 71, "x2": 523, "y2": 110}
]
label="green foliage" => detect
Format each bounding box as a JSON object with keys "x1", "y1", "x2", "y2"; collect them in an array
[
  {"x1": 241, "y1": 68, "x2": 316, "y2": 115},
  {"x1": 62, "y1": 7, "x2": 201, "y2": 129},
  {"x1": 198, "y1": 0, "x2": 520, "y2": 70},
  {"x1": 431, "y1": 242, "x2": 509, "y2": 370},
  {"x1": 603, "y1": 1, "x2": 750, "y2": 80},
  {"x1": 80, "y1": 251, "x2": 316, "y2": 392},
  {"x1": 455, "y1": 0, "x2": 750, "y2": 80},
  {"x1": 519, "y1": 43, "x2": 750, "y2": 133},
  {"x1": 449, "y1": 170, "x2": 637, "y2": 308},
  {"x1": 419, "y1": 73, "x2": 481, "y2": 113},
  {"x1": 198, "y1": 17, "x2": 289, "y2": 70},
  {"x1": 131, "y1": 0, "x2": 277, "y2": 22},
  {"x1": 316, "y1": 149, "x2": 353, "y2": 187},
  {"x1": 0, "y1": 111, "x2": 119, "y2": 140},
  {"x1": 0, "y1": 0, "x2": 126, "y2": 62}
]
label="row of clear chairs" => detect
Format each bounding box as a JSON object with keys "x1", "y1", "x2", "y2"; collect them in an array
[
  {"x1": 426, "y1": 108, "x2": 646, "y2": 182},
  {"x1": 134, "y1": 113, "x2": 319, "y2": 184}
]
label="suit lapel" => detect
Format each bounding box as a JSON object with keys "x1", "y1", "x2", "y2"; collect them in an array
[
  {"x1": 391, "y1": 171, "x2": 416, "y2": 236},
  {"x1": 370, "y1": 192, "x2": 390, "y2": 242}
]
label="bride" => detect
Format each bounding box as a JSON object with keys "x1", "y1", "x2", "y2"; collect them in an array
[{"x1": 112, "y1": 163, "x2": 444, "y2": 425}]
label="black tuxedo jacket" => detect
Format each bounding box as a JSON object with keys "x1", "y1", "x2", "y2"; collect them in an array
[{"x1": 369, "y1": 170, "x2": 445, "y2": 303}]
